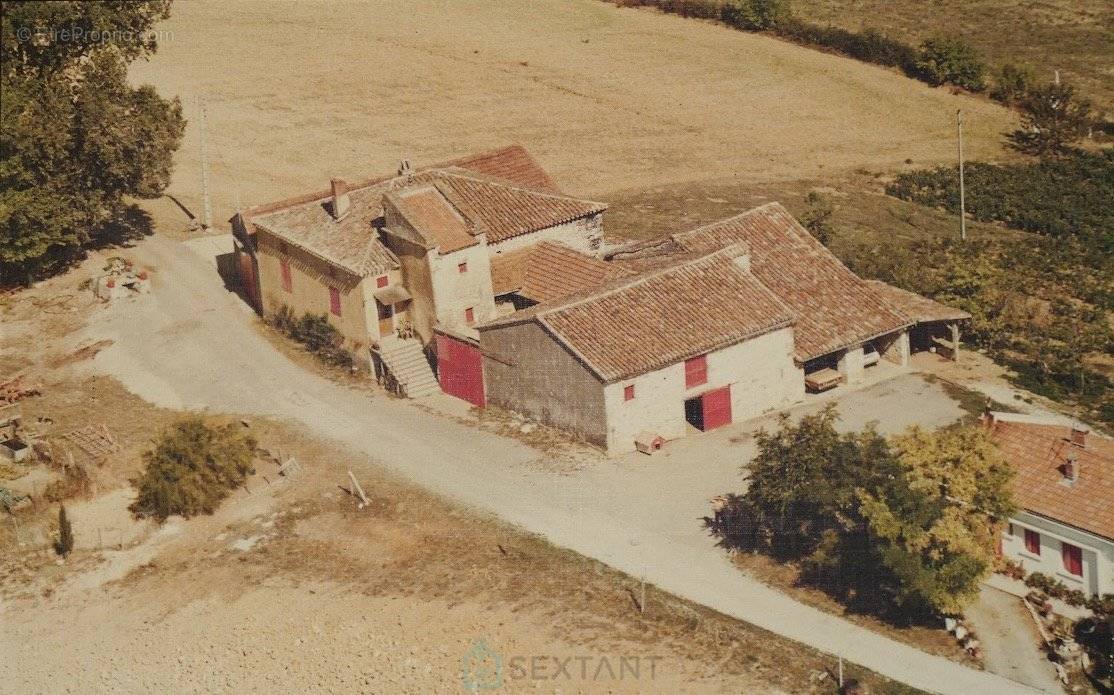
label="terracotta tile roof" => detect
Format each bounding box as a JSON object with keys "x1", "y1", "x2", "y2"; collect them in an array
[
  {"x1": 243, "y1": 146, "x2": 601, "y2": 274},
  {"x1": 388, "y1": 185, "x2": 477, "y2": 254},
  {"x1": 489, "y1": 241, "x2": 630, "y2": 302},
  {"x1": 864, "y1": 281, "x2": 971, "y2": 323},
  {"x1": 667, "y1": 203, "x2": 911, "y2": 362},
  {"x1": 987, "y1": 414, "x2": 1114, "y2": 540},
  {"x1": 482, "y1": 244, "x2": 796, "y2": 383},
  {"x1": 431, "y1": 170, "x2": 605, "y2": 245},
  {"x1": 441, "y1": 144, "x2": 563, "y2": 194}
]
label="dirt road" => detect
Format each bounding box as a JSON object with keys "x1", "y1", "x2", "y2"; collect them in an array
[
  {"x1": 70, "y1": 233, "x2": 1040, "y2": 694},
  {"x1": 128, "y1": 0, "x2": 1015, "y2": 227}
]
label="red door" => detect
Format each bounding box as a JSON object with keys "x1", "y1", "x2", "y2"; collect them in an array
[
  {"x1": 436, "y1": 334, "x2": 485, "y2": 407},
  {"x1": 701, "y1": 386, "x2": 732, "y2": 430},
  {"x1": 238, "y1": 250, "x2": 260, "y2": 311}
]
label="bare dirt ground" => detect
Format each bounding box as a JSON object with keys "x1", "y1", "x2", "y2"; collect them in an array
[{"x1": 128, "y1": 0, "x2": 1015, "y2": 230}]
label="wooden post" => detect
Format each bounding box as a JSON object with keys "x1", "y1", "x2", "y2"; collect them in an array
[
  {"x1": 950, "y1": 322, "x2": 961, "y2": 362},
  {"x1": 838, "y1": 656, "x2": 844, "y2": 688},
  {"x1": 957, "y1": 110, "x2": 967, "y2": 242},
  {"x1": 348, "y1": 470, "x2": 369, "y2": 508},
  {"x1": 640, "y1": 576, "x2": 646, "y2": 614},
  {"x1": 198, "y1": 97, "x2": 213, "y2": 231}
]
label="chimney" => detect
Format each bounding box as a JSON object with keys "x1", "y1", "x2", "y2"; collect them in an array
[
  {"x1": 1063, "y1": 452, "x2": 1079, "y2": 483},
  {"x1": 398, "y1": 158, "x2": 413, "y2": 184},
  {"x1": 1070, "y1": 425, "x2": 1089, "y2": 448},
  {"x1": 330, "y1": 178, "x2": 350, "y2": 220}
]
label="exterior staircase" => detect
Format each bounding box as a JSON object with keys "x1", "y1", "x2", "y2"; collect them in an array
[{"x1": 375, "y1": 338, "x2": 439, "y2": 398}]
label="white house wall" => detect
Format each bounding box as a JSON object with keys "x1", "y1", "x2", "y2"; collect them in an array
[
  {"x1": 488, "y1": 214, "x2": 603, "y2": 256},
  {"x1": 602, "y1": 327, "x2": 803, "y2": 454},
  {"x1": 1002, "y1": 510, "x2": 1113, "y2": 597},
  {"x1": 429, "y1": 238, "x2": 497, "y2": 338}
]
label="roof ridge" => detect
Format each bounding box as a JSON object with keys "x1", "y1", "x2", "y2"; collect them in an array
[{"x1": 434, "y1": 169, "x2": 608, "y2": 208}]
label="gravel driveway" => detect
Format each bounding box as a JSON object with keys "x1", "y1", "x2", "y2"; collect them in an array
[
  {"x1": 965, "y1": 586, "x2": 1063, "y2": 693},
  {"x1": 77, "y1": 235, "x2": 1040, "y2": 695}
]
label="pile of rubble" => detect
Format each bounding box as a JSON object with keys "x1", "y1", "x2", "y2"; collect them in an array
[{"x1": 93, "y1": 257, "x2": 151, "y2": 301}]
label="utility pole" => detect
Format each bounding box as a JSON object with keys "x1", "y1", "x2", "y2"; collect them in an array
[
  {"x1": 957, "y1": 109, "x2": 967, "y2": 242},
  {"x1": 198, "y1": 96, "x2": 213, "y2": 231}
]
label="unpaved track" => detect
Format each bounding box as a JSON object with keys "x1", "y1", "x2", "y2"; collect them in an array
[
  {"x1": 130, "y1": 0, "x2": 1015, "y2": 222},
  {"x1": 74, "y1": 235, "x2": 1039, "y2": 694}
]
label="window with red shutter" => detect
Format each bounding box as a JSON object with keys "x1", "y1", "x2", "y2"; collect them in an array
[
  {"x1": 1024, "y1": 529, "x2": 1040, "y2": 555},
  {"x1": 624, "y1": 384, "x2": 635, "y2": 401},
  {"x1": 458, "y1": 261, "x2": 468, "y2": 273},
  {"x1": 329, "y1": 287, "x2": 341, "y2": 317},
  {"x1": 280, "y1": 260, "x2": 292, "y2": 292},
  {"x1": 684, "y1": 355, "x2": 708, "y2": 388},
  {"x1": 464, "y1": 307, "x2": 474, "y2": 324},
  {"x1": 376, "y1": 275, "x2": 389, "y2": 288},
  {"x1": 1062, "y1": 543, "x2": 1083, "y2": 576}
]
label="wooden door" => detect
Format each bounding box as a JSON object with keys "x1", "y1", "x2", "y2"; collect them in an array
[
  {"x1": 436, "y1": 334, "x2": 485, "y2": 407},
  {"x1": 700, "y1": 386, "x2": 733, "y2": 431},
  {"x1": 377, "y1": 300, "x2": 394, "y2": 337}
]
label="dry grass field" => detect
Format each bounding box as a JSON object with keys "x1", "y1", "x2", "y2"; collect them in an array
[
  {"x1": 129, "y1": 0, "x2": 1016, "y2": 229},
  {"x1": 798, "y1": 0, "x2": 1114, "y2": 111}
]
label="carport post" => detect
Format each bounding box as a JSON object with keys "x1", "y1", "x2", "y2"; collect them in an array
[{"x1": 949, "y1": 323, "x2": 961, "y2": 362}]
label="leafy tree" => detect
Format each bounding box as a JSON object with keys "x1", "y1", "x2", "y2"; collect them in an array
[
  {"x1": 914, "y1": 36, "x2": 986, "y2": 91},
  {"x1": 55, "y1": 504, "x2": 74, "y2": 556},
  {"x1": 858, "y1": 427, "x2": 1015, "y2": 614},
  {"x1": 1, "y1": 1, "x2": 185, "y2": 283},
  {"x1": 800, "y1": 191, "x2": 834, "y2": 244},
  {"x1": 130, "y1": 418, "x2": 257, "y2": 521},
  {"x1": 1008, "y1": 81, "x2": 1096, "y2": 158},
  {"x1": 990, "y1": 62, "x2": 1036, "y2": 105}
]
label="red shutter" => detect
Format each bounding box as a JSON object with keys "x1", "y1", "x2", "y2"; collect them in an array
[
  {"x1": 1062, "y1": 543, "x2": 1082, "y2": 576},
  {"x1": 624, "y1": 384, "x2": 635, "y2": 401},
  {"x1": 329, "y1": 287, "x2": 341, "y2": 316},
  {"x1": 465, "y1": 307, "x2": 474, "y2": 324},
  {"x1": 376, "y1": 275, "x2": 389, "y2": 288},
  {"x1": 1024, "y1": 529, "x2": 1040, "y2": 555},
  {"x1": 280, "y1": 260, "x2": 292, "y2": 292},
  {"x1": 684, "y1": 355, "x2": 708, "y2": 388},
  {"x1": 458, "y1": 261, "x2": 468, "y2": 273}
]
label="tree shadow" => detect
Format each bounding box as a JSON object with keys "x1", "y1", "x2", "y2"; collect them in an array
[{"x1": 88, "y1": 203, "x2": 154, "y2": 251}]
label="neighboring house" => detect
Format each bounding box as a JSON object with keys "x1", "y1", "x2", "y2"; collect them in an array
[
  {"x1": 229, "y1": 145, "x2": 605, "y2": 394},
  {"x1": 986, "y1": 412, "x2": 1114, "y2": 598}
]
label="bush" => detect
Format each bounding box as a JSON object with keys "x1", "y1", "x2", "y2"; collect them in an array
[
  {"x1": 914, "y1": 36, "x2": 987, "y2": 91},
  {"x1": 780, "y1": 20, "x2": 917, "y2": 71},
  {"x1": 1008, "y1": 81, "x2": 1097, "y2": 157},
  {"x1": 1086, "y1": 593, "x2": 1114, "y2": 616},
  {"x1": 269, "y1": 305, "x2": 354, "y2": 369},
  {"x1": 720, "y1": 0, "x2": 791, "y2": 31},
  {"x1": 129, "y1": 418, "x2": 257, "y2": 521},
  {"x1": 991, "y1": 62, "x2": 1036, "y2": 104}
]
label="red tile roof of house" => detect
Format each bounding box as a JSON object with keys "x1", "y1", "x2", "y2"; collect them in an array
[
  {"x1": 611, "y1": 203, "x2": 912, "y2": 362},
  {"x1": 987, "y1": 414, "x2": 1114, "y2": 540},
  {"x1": 244, "y1": 146, "x2": 602, "y2": 275},
  {"x1": 489, "y1": 241, "x2": 630, "y2": 302},
  {"x1": 865, "y1": 281, "x2": 971, "y2": 323},
  {"x1": 387, "y1": 185, "x2": 478, "y2": 254},
  {"x1": 482, "y1": 244, "x2": 796, "y2": 383}
]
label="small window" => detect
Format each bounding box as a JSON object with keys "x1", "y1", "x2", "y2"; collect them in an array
[
  {"x1": 1062, "y1": 543, "x2": 1083, "y2": 576},
  {"x1": 624, "y1": 384, "x2": 635, "y2": 401},
  {"x1": 376, "y1": 275, "x2": 389, "y2": 288},
  {"x1": 685, "y1": 355, "x2": 708, "y2": 389},
  {"x1": 329, "y1": 287, "x2": 342, "y2": 316},
  {"x1": 280, "y1": 260, "x2": 292, "y2": 292},
  {"x1": 458, "y1": 261, "x2": 468, "y2": 273},
  {"x1": 1024, "y1": 529, "x2": 1040, "y2": 555},
  {"x1": 464, "y1": 307, "x2": 474, "y2": 324}
]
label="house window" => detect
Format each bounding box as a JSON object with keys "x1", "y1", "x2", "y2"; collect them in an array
[
  {"x1": 329, "y1": 287, "x2": 341, "y2": 317},
  {"x1": 376, "y1": 275, "x2": 389, "y2": 289},
  {"x1": 464, "y1": 307, "x2": 475, "y2": 324},
  {"x1": 458, "y1": 261, "x2": 468, "y2": 273},
  {"x1": 1024, "y1": 529, "x2": 1040, "y2": 555},
  {"x1": 280, "y1": 260, "x2": 292, "y2": 292},
  {"x1": 684, "y1": 355, "x2": 708, "y2": 389},
  {"x1": 1062, "y1": 543, "x2": 1083, "y2": 576},
  {"x1": 624, "y1": 384, "x2": 635, "y2": 401}
]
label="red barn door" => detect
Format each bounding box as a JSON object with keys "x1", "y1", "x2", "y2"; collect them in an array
[
  {"x1": 700, "y1": 386, "x2": 733, "y2": 430},
  {"x1": 238, "y1": 250, "x2": 260, "y2": 312},
  {"x1": 436, "y1": 334, "x2": 485, "y2": 407}
]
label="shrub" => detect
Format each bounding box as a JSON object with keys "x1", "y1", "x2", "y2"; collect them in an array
[
  {"x1": 129, "y1": 418, "x2": 257, "y2": 521},
  {"x1": 269, "y1": 305, "x2": 355, "y2": 369},
  {"x1": 55, "y1": 505, "x2": 74, "y2": 556},
  {"x1": 1008, "y1": 81, "x2": 1097, "y2": 157},
  {"x1": 720, "y1": 0, "x2": 791, "y2": 31},
  {"x1": 914, "y1": 36, "x2": 986, "y2": 91},
  {"x1": 1086, "y1": 593, "x2": 1114, "y2": 617},
  {"x1": 659, "y1": 0, "x2": 720, "y2": 19},
  {"x1": 800, "y1": 191, "x2": 834, "y2": 244},
  {"x1": 991, "y1": 62, "x2": 1036, "y2": 104},
  {"x1": 779, "y1": 20, "x2": 917, "y2": 72}
]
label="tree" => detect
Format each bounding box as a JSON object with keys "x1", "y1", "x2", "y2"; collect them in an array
[
  {"x1": 858, "y1": 426, "x2": 1015, "y2": 614},
  {"x1": 130, "y1": 418, "x2": 257, "y2": 521},
  {"x1": 800, "y1": 191, "x2": 834, "y2": 244},
  {"x1": 1008, "y1": 81, "x2": 1096, "y2": 158},
  {"x1": 1, "y1": 1, "x2": 185, "y2": 283},
  {"x1": 56, "y1": 504, "x2": 74, "y2": 556},
  {"x1": 914, "y1": 36, "x2": 986, "y2": 91},
  {"x1": 990, "y1": 62, "x2": 1036, "y2": 105},
  {"x1": 720, "y1": 0, "x2": 792, "y2": 31}
]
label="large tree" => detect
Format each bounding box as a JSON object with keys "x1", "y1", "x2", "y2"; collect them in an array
[
  {"x1": 1, "y1": 1, "x2": 185, "y2": 283},
  {"x1": 1008, "y1": 81, "x2": 1096, "y2": 158}
]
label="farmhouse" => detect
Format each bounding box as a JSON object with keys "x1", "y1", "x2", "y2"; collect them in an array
[
  {"x1": 230, "y1": 145, "x2": 606, "y2": 394},
  {"x1": 986, "y1": 412, "x2": 1114, "y2": 598}
]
